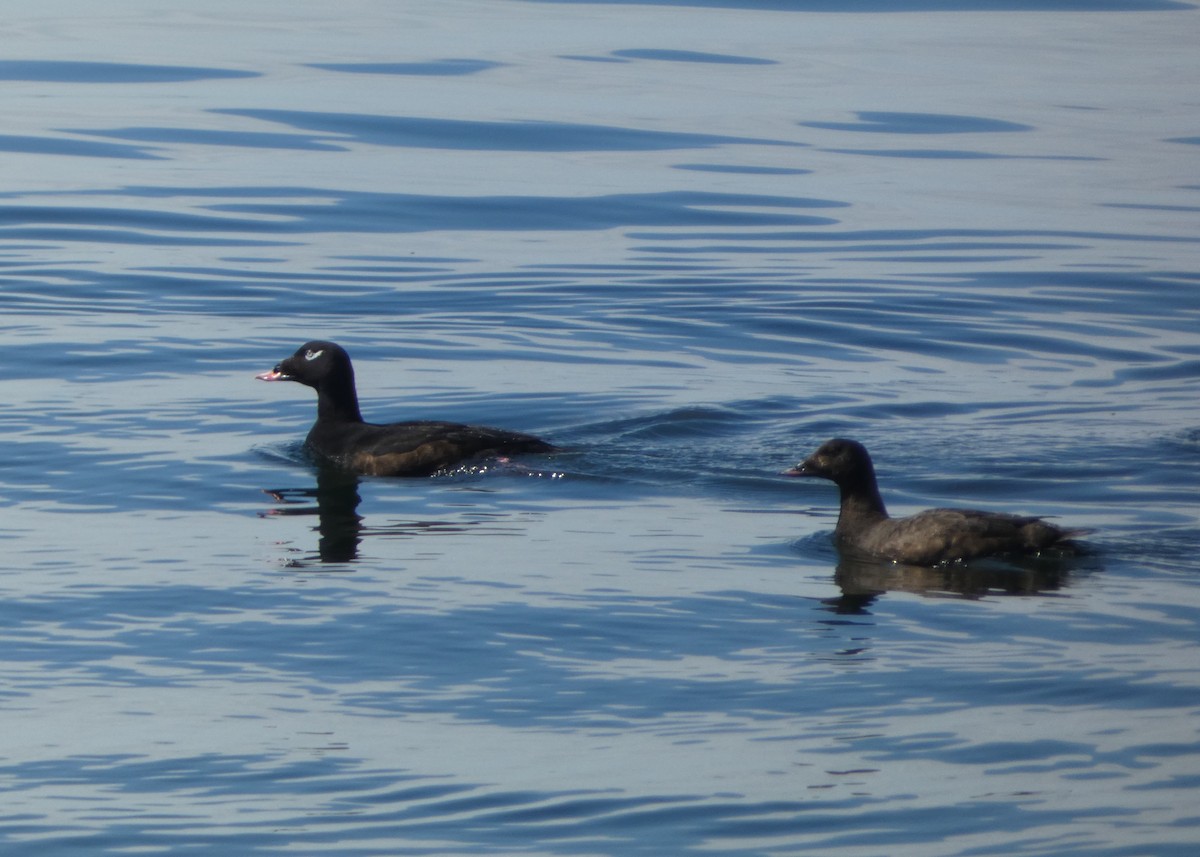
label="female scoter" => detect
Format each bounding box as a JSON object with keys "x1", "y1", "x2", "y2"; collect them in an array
[
  {"x1": 785, "y1": 438, "x2": 1085, "y2": 565},
  {"x1": 257, "y1": 341, "x2": 554, "y2": 476}
]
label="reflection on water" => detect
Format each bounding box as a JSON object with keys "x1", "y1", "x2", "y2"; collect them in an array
[
  {"x1": 806, "y1": 538, "x2": 1096, "y2": 616},
  {"x1": 261, "y1": 466, "x2": 543, "y2": 566},
  {"x1": 831, "y1": 551, "x2": 1087, "y2": 600},
  {"x1": 2, "y1": 2, "x2": 1198, "y2": 855},
  {"x1": 263, "y1": 466, "x2": 364, "y2": 564}
]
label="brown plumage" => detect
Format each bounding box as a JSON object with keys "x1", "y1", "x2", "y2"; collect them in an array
[
  {"x1": 256, "y1": 340, "x2": 554, "y2": 476},
  {"x1": 785, "y1": 438, "x2": 1086, "y2": 566}
]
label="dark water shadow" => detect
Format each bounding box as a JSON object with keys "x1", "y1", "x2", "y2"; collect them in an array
[
  {"x1": 307, "y1": 59, "x2": 505, "y2": 76},
  {"x1": 64, "y1": 126, "x2": 348, "y2": 152},
  {"x1": 214, "y1": 108, "x2": 803, "y2": 151},
  {"x1": 610, "y1": 48, "x2": 777, "y2": 64},
  {"x1": 802, "y1": 111, "x2": 1032, "y2": 134},
  {"x1": 0, "y1": 60, "x2": 258, "y2": 83},
  {"x1": 0, "y1": 134, "x2": 164, "y2": 159},
  {"x1": 820, "y1": 147, "x2": 1100, "y2": 161}
]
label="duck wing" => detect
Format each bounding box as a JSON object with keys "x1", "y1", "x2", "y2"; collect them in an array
[
  {"x1": 308, "y1": 420, "x2": 554, "y2": 476},
  {"x1": 855, "y1": 507, "x2": 1075, "y2": 565}
]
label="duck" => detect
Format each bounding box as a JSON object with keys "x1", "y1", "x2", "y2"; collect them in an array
[
  {"x1": 256, "y1": 341, "x2": 555, "y2": 476},
  {"x1": 784, "y1": 438, "x2": 1086, "y2": 565}
]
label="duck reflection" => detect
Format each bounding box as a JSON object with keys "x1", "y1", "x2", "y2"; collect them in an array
[
  {"x1": 261, "y1": 466, "x2": 532, "y2": 566},
  {"x1": 819, "y1": 548, "x2": 1089, "y2": 614},
  {"x1": 263, "y1": 465, "x2": 364, "y2": 564}
]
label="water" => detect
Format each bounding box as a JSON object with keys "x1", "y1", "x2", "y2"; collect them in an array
[{"x1": 2, "y1": 1, "x2": 1198, "y2": 854}]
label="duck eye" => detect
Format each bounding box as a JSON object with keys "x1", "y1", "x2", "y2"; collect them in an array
[{"x1": 304, "y1": 349, "x2": 324, "y2": 361}]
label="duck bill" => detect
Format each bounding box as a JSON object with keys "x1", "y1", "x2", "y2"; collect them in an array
[
  {"x1": 782, "y1": 461, "x2": 816, "y2": 478},
  {"x1": 255, "y1": 369, "x2": 291, "y2": 382}
]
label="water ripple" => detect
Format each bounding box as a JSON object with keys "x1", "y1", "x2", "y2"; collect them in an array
[
  {"x1": 0, "y1": 60, "x2": 257, "y2": 83},
  {"x1": 307, "y1": 59, "x2": 505, "y2": 76},
  {"x1": 801, "y1": 111, "x2": 1033, "y2": 135},
  {"x1": 215, "y1": 109, "x2": 804, "y2": 152}
]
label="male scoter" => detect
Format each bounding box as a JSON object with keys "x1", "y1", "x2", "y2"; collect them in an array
[{"x1": 257, "y1": 341, "x2": 554, "y2": 476}]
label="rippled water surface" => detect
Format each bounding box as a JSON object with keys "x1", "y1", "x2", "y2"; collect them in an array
[{"x1": 2, "y1": 2, "x2": 1199, "y2": 855}]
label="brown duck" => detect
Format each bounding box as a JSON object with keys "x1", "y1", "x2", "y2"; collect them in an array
[{"x1": 785, "y1": 438, "x2": 1086, "y2": 565}]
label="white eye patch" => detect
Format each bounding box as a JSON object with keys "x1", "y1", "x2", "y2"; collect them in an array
[{"x1": 304, "y1": 349, "x2": 324, "y2": 361}]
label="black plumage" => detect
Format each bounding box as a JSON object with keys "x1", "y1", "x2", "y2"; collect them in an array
[{"x1": 257, "y1": 341, "x2": 554, "y2": 476}]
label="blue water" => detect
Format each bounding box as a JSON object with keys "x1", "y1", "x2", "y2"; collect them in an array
[{"x1": 2, "y1": 2, "x2": 1199, "y2": 855}]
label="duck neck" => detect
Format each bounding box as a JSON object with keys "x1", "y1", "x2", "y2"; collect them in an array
[
  {"x1": 314, "y1": 373, "x2": 364, "y2": 424},
  {"x1": 834, "y1": 477, "x2": 889, "y2": 536}
]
